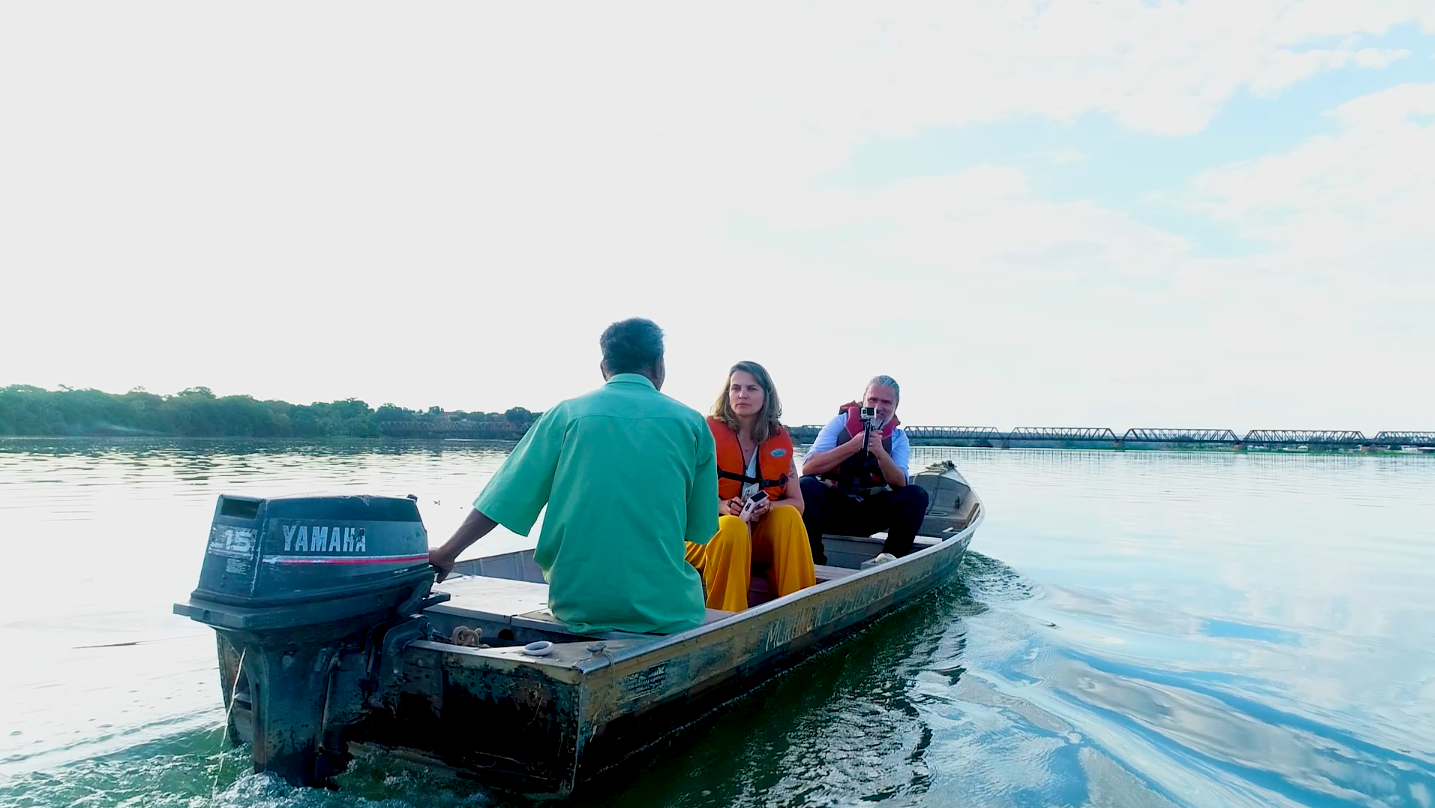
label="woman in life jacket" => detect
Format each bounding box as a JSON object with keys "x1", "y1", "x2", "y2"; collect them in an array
[{"x1": 685, "y1": 361, "x2": 817, "y2": 611}]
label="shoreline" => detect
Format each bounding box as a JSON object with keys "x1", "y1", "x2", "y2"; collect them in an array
[{"x1": 1, "y1": 434, "x2": 1429, "y2": 456}]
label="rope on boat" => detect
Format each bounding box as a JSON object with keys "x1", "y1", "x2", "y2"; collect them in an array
[
  {"x1": 212, "y1": 646, "x2": 246, "y2": 804},
  {"x1": 450, "y1": 626, "x2": 483, "y2": 647}
]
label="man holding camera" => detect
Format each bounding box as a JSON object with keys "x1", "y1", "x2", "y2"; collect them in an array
[{"x1": 798, "y1": 376, "x2": 928, "y2": 565}]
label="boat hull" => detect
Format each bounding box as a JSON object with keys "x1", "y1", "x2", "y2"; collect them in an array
[
  {"x1": 207, "y1": 463, "x2": 984, "y2": 797},
  {"x1": 342, "y1": 529, "x2": 976, "y2": 796}
]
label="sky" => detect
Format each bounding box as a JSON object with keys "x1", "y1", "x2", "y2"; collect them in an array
[{"x1": 2, "y1": 1, "x2": 1433, "y2": 435}]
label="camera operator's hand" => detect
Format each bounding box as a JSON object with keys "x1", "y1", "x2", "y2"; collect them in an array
[
  {"x1": 844, "y1": 425, "x2": 874, "y2": 456},
  {"x1": 720, "y1": 497, "x2": 745, "y2": 518},
  {"x1": 866, "y1": 431, "x2": 889, "y2": 457}
]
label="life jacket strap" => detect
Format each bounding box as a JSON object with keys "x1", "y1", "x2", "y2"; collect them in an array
[
  {"x1": 718, "y1": 469, "x2": 788, "y2": 489},
  {"x1": 816, "y1": 474, "x2": 890, "y2": 498}
]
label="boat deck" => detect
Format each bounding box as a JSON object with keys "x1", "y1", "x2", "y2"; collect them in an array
[
  {"x1": 427, "y1": 562, "x2": 863, "y2": 639},
  {"x1": 426, "y1": 534, "x2": 941, "y2": 644}
]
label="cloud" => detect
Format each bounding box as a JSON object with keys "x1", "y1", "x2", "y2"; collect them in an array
[
  {"x1": 722, "y1": 77, "x2": 1435, "y2": 429},
  {"x1": 1185, "y1": 82, "x2": 1435, "y2": 271},
  {"x1": 1043, "y1": 149, "x2": 1090, "y2": 165},
  {"x1": 0, "y1": 3, "x2": 1431, "y2": 429},
  {"x1": 1247, "y1": 48, "x2": 1410, "y2": 96}
]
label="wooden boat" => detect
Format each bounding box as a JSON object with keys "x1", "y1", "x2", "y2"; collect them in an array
[{"x1": 182, "y1": 461, "x2": 983, "y2": 798}]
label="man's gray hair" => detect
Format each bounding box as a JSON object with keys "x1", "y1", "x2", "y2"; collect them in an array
[
  {"x1": 600, "y1": 318, "x2": 665, "y2": 374},
  {"x1": 866, "y1": 375, "x2": 901, "y2": 404}
]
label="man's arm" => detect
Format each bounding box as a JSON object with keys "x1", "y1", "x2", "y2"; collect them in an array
[
  {"x1": 429, "y1": 508, "x2": 499, "y2": 582},
  {"x1": 867, "y1": 438, "x2": 908, "y2": 488},
  {"x1": 429, "y1": 408, "x2": 565, "y2": 580},
  {"x1": 797, "y1": 416, "x2": 865, "y2": 476},
  {"x1": 888, "y1": 430, "x2": 911, "y2": 485},
  {"x1": 864, "y1": 428, "x2": 910, "y2": 488},
  {"x1": 684, "y1": 424, "x2": 720, "y2": 545}
]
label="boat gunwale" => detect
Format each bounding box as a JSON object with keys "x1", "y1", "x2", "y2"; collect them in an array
[
  {"x1": 359, "y1": 476, "x2": 984, "y2": 798},
  {"x1": 636, "y1": 496, "x2": 985, "y2": 655},
  {"x1": 416, "y1": 490, "x2": 984, "y2": 673}
]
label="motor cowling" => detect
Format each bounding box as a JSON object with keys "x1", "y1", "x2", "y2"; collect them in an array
[{"x1": 175, "y1": 494, "x2": 441, "y2": 786}]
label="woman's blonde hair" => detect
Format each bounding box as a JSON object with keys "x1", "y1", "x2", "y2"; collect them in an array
[{"x1": 710, "y1": 361, "x2": 784, "y2": 444}]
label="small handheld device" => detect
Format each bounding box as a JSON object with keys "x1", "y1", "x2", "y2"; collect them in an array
[
  {"x1": 737, "y1": 490, "x2": 770, "y2": 521},
  {"x1": 858, "y1": 406, "x2": 880, "y2": 456}
]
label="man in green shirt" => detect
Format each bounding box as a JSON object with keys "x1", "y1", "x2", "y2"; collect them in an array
[{"x1": 428, "y1": 318, "x2": 719, "y2": 635}]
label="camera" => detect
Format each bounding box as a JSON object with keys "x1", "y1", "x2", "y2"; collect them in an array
[
  {"x1": 860, "y1": 406, "x2": 878, "y2": 425},
  {"x1": 737, "y1": 490, "x2": 769, "y2": 521}
]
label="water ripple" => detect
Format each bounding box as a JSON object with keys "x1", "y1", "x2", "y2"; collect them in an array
[{"x1": 1, "y1": 440, "x2": 1432, "y2": 807}]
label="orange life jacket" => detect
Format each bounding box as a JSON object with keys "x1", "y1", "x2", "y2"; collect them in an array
[
  {"x1": 707, "y1": 416, "x2": 793, "y2": 502},
  {"x1": 835, "y1": 401, "x2": 901, "y2": 442},
  {"x1": 818, "y1": 401, "x2": 902, "y2": 493}
]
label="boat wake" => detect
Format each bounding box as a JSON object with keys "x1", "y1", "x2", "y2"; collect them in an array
[
  {"x1": 933, "y1": 557, "x2": 1435, "y2": 808},
  {"x1": 4, "y1": 551, "x2": 1432, "y2": 808}
]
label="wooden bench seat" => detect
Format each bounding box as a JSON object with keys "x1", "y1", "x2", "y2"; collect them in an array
[
  {"x1": 746, "y1": 563, "x2": 859, "y2": 603},
  {"x1": 512, "y1": 606, "x2": 735, "y2": 631},
  {"x1": 433, "y1": 575, "x2": 735, "y2": 638},
  {"x1": 824, "y1": 534, "x2": 940, "y2": 549},
  {"x1": 818, "y1": 533, "x2": 941, "y2": 569},
  {"x1": 815, "y1": 564, "x2": 860, "y2": 582},
  {"x1": 430, "y1": 576, "x2": 550, "y2": 625}
]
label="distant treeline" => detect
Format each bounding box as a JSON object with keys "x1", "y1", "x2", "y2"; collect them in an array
[{"x1": 0, "y1": 385, "x2": 540, "y2": 438}]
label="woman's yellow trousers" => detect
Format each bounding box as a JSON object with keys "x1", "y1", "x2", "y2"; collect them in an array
[{"x1": 685, "y1": 506, "x2": 816, "y2": 612}]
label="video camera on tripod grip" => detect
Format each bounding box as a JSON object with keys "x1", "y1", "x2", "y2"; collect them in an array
[{"x1": 859, "y1": 406, "x2": 879, "y2": 429}]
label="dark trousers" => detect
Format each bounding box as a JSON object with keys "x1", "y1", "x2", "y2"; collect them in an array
[{"x1": 799, "y1": 475, "x2": 929, "y2": 564}]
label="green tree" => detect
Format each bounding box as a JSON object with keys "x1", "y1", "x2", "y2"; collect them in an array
[{"x1": 0, "y1": 386, "x2": 542, "y2": 438}]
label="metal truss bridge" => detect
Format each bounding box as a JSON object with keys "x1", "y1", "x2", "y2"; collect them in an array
[
  {"x1": 382, "y1": 421, "x2": 1434, "y2": 451},
  {"x1": 1372, "y1": 432, "x2": 1435, "y2": 447},
  {"x1": 784, "y1": 425, "x2": 1435, "y2": 450},
  {"x1": 1122, "y1": 428, "x2": 1240, "y2": 443},
  {"x1": 1242, "y1": 430, "x2": 1368, "y2": 445}
]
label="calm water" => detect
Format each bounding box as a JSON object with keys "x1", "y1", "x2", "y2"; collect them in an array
[{"x1": 1, "y1": 439, "x2": 1432, "y2": 808}]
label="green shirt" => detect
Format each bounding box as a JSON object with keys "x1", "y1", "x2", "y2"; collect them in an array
[{"x1": 473, "y1": 374, "x2": 719, "y2": 635}]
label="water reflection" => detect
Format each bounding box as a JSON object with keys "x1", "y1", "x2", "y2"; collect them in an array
[{"x1": 584, "y1": 575, "x2": 990, "y2": 808}]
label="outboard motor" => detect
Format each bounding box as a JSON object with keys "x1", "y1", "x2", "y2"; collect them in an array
[{"x1": 174, "y1": 494, "x2": 445, "y2": 786}]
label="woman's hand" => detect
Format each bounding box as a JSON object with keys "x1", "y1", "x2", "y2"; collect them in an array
[
  {"x1": 720, "y1": 497, "x2": 745, "y2": 517},
  {"x1": 749, "y1": 496, "x2": 771, "y2": 520}
]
